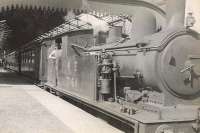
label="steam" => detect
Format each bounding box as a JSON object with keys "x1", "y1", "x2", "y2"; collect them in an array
[
  {"x1": 64, "y1": 10, "x2": 75, "y2": 21},
  {"x1": 79, "y1": 14, "x2": 109, "y2": 36}
]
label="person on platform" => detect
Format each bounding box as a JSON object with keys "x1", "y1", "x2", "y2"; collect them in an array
[{"x1": 49, "y1": 42, "x2": 62, "y2": 86}]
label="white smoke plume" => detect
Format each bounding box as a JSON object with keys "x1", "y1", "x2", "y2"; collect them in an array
[
  {"x1": 79, "y1": 14, "x2": 109, "y2": 36},
  {"x1": 64, "y1": 10, "x2": 75, "y2": 21}
]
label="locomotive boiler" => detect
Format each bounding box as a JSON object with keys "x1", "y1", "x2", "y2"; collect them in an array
[{"x1": 88, "y1": 13, "x2": 200, "y2": 105}]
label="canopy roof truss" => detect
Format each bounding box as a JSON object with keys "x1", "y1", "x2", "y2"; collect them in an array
[{"x1": 35, "y1": 12, "x2": 131, "y2": 42}]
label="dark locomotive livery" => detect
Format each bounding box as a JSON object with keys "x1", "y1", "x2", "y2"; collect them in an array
[{"x1": 4, "y1": 0, "x2": 200, "y2": 133}]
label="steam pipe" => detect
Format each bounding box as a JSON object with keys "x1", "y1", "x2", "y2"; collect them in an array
[{"x1": 113, "y1": 61, "x2": 117, "y2": 102}]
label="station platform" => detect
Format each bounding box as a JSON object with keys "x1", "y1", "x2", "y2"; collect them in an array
[{"x1": 0, "y1": 69, "x2": 123, "y2": 133}]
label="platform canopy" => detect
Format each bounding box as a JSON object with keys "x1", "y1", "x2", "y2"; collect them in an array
[
  {"x1": 0, "y1": 0, "x2": 166, "y2": 13},
  {"x1": 0, "y1": 0, "x2": 83, "y2": 12}
]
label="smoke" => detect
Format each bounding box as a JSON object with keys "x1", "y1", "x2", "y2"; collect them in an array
[{"x1": 79, "y1": 14, "x2": 109, "y2": 36}]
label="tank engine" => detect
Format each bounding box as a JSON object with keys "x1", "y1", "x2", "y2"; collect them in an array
[
  {"x1": 78, "y1": 0, "x2": 200, "y2": 132},
  {"x1": 42, "y1": 0, "x2": 200, "y2": 131}
]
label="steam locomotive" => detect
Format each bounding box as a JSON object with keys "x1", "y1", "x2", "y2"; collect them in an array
[{"x1": 4, "y1": 0, "x2": 200, "y2": 132}]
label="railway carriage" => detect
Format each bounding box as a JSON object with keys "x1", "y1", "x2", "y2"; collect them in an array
[
  {"x1": 20, "y1": 43, "x2": 41, "y2": 80},
  {"x1": 4, "y1": 51, "x2": 20, "y2": 72},
  {"x1": 5, "y1": 41, "x2": 42, "y2": 81}
]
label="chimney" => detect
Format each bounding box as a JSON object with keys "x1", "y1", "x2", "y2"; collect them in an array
[
  {"x1": 166, "y1": 0, "x2": 186, "y2": 27},
  {"x1": 130, "y1": 10, "x2": 157, "y2": 40}
]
